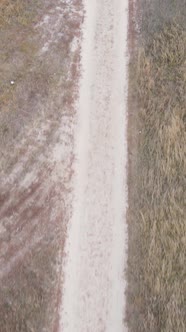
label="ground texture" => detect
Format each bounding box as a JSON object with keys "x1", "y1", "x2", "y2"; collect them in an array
[{"x1": 0, "y1": 1, "x2": 83, "y2": 331}]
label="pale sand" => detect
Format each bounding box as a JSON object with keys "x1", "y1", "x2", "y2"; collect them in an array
[{"x1": 60, "y1": 0, "x2": 129, "y2": 331}]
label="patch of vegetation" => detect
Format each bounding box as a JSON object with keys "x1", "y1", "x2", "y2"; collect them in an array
[
  {"x1": 0, "y1": 240, "x2": 60, "y2": 332},
  {"x1": 0, "y1": 0, "x2": 37, "y2": 28},
  {"x1": 0, "y1": 0, "x2": 38, "y2": 115},
  {"x1": 127, "y1": 5, "x2": 186, "y2": 332},
  {"x1": 0, "y1": 0, "x2": 43, "y2": 151}
]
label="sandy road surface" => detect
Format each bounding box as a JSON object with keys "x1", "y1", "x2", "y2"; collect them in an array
[{"x1": 60, "y1": 0, "x2": 129, "y2": 331}]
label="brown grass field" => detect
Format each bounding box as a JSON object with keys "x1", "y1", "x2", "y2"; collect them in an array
[{"x1": 127, "y1": 1, "x2": 186, "y2": 331}]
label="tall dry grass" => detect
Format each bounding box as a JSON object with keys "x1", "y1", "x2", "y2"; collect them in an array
[{"x1": 127, "y1": 21, "x2": 186, "y2": 332}]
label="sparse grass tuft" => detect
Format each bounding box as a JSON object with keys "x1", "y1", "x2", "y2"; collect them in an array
[{"x1": 128, "y1": 20, "x2": 186, "y2": 332}]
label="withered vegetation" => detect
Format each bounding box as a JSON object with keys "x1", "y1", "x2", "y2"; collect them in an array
[{"x1": 127, "y1": 3, "x2": 186, "y2": 331}]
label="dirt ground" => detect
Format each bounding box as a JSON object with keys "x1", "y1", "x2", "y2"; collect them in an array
[
  {"x1": 0, "y1": 1, "x2": 83, "y2": 331},
  {"x1": 59, "y1": 0, "x2": 129, "y2": 331}
]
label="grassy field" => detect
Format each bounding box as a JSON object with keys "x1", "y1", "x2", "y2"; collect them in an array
[{"x1": 127, "y1": 1, "x2": 186, "y2": 331}]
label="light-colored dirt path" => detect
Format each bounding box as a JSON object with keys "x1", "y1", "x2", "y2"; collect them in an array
[{"x1": 60, "y1": 0, "x2": 129, "y2": 331}]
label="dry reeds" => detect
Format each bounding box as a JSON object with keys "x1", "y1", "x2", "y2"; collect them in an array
[{"x1": 128, "y1": 22, "x2": 186, "y2": 332}]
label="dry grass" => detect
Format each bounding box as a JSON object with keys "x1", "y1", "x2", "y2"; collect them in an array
[
  {"x1": 0, "y1": 240, "x2": 61, "y2": 332},
  {"x1": 0, "y1": 0, "x2": 37, "y2": 27},
  {"x1": 0, "y1": 0, "x2": 40, "y2": 162},
  {"x1": 0, "y1": 1, "x2": 82, "y2": 330},
  {"x1": 0, "y1": 2, "x2": 61, "y2": 331},
  {"x1": 0, "y1": 0, "x2": 62, "y2": 161},
  {"x1": 127, "y1": 21, "x2": 186, "y2": 332}
]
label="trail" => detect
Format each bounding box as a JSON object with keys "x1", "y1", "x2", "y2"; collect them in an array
[{"x1": 60, "y1": 0, "x2": 129, "y2": 331}]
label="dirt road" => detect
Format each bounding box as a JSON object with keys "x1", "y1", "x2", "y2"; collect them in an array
[{"x1": 60, "y1": 1, "x2": 129, "y2": 331}]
